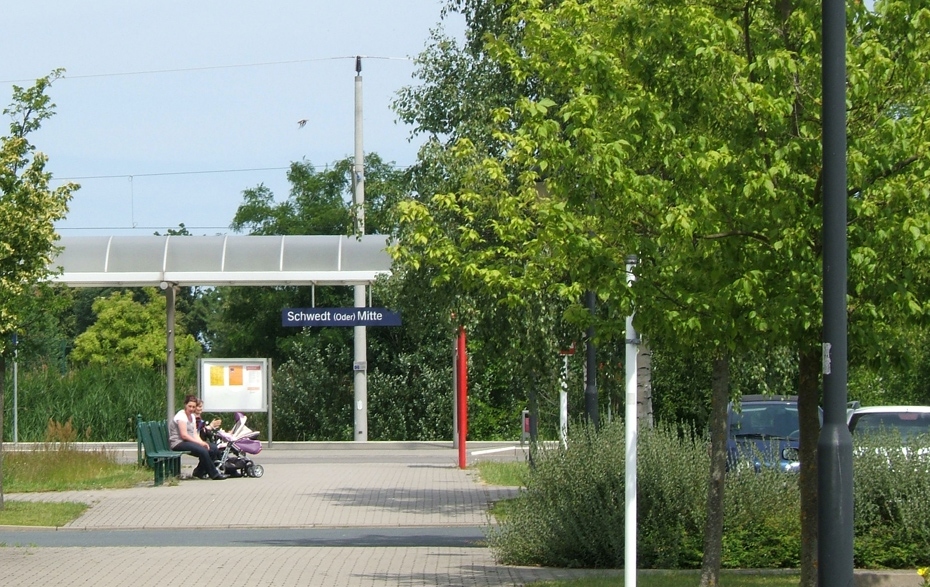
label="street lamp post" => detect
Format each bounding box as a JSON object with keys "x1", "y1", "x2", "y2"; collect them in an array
[{"x1": 819, "y1": 0, "x2": 854, "y2": 582}]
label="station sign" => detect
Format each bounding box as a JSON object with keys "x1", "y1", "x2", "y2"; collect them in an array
[{"x1": 282, "y1": 307, "x2": 402, "y2": 327}]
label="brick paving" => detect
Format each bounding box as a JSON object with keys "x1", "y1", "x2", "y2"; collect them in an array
[
  {"x1": 0, "y1": 442, "x2": 918, "y2": 586},
  {"x1": 0, "y1": 442, "x2": 623, "y2": 586}
]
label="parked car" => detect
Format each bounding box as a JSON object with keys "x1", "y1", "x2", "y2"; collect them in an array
[
  {"x1": 847, "y1": 405, "x2": 930, "y2": 459},
  {"x1": 726, "y1": 395, "x2": 816, "y2": 473}
]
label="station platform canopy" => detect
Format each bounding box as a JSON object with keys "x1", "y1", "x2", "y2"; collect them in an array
[{"x1": 49, "y1": 234, "x2": 393, "y2": 287}]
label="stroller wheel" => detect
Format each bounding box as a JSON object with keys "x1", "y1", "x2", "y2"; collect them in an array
[{"x1": 249, "y1": 464, "x2": 264, "y2": 478}]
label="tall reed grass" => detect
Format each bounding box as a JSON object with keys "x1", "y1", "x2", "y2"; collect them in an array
[{"x1": 3, "y1": 365, "x2": 173, "y2": 442}]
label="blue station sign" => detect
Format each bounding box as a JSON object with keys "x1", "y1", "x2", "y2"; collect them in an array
[{"x1": 282, "y1": 308, "x2": 402, "y2": 327}]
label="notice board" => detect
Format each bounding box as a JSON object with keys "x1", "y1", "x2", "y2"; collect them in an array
[{"x1": 198, "y1": 358, "x2": 270, "y2": 412}]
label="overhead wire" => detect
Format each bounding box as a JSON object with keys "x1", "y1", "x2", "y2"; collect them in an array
[
  {"x1": 53, "y1": 161, "x2": 414, "y2": 182},
  {"x1": 57, "y1": 166, "x2": 292, "y2": 181},
  {"x1": 6, "y1": 54, "x2": 420, "y2": 231},
  {"x1": 0, "y1": 55, "x2": 413, "y2": 84}
]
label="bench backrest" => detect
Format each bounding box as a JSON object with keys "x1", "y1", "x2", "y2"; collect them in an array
[
  {"x1": 137, "y1": 421, "x2": 162, "y2": 467},
  {"x1": 153, "y1": 420, "x2": 172, "y2": 452}
]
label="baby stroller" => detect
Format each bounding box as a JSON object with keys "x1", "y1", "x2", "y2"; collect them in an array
[{"x1": 214, "y1": 413, "x2": 264, "y2": 478}]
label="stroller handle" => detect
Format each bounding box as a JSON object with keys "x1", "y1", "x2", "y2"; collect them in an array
[{"x1": 217, "y1": 427, "x2": 259, "y2": 442}]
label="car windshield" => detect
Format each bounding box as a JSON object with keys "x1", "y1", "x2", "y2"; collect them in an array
[
  {"x1": 850, "y1": 412, "x2": 930, "y2": 443},
  {"x1": 730, "y1": 404, "x2": 798, "y2": 439}
]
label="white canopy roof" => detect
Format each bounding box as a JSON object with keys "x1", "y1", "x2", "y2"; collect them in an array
[{"x1": 49, "y1": 235, "x2": 393, "y2": 287}]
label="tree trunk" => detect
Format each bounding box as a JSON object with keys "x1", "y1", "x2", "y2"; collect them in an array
[
  {"x1": 798, "y1": 347, "x2": 821, "y2": 587},
  {"x1": 1, "y1": 354, "x2": 6, "y2": 509},
  {"x1": 700, "y1": 353, "x2": 729, "y2": 587}
]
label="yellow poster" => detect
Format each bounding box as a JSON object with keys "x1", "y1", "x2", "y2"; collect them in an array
[
  {"x1": 210, "y1": 365, "x2": 224, "y2": 386},
  {"x1": 228, "y1": 365, "x2": 243, "y2": 386}
]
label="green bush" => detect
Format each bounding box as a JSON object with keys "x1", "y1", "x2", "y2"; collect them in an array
[
  {"x1": 488, "y1": 420, "x2": 930, "y2": 570},
  {"x1": 368, "y1": 361, "x2": 453, "y2": 440},
  {"x1": 271, "y1": 335, "x2": 354, "y2": 441},
  {"x1": 636, "y1": 424, "x2": 708, "y2": 568},
  {"x1": 721, "y1": 470, "x2": 800, "y2": 568},
  {"x1": 487, "y1": 425, "x2": 625, "y2": 568},
  {"x1": 488, "y1": 422, "x2": 710, "y2": 569},
  {"x1": 852, "y1": 432, "x2": 930, "y2": 568}
]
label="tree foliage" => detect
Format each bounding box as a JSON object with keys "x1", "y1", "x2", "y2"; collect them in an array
[
  {"x1": 0, "y1": 70, "x2": 77, "y2": 508},
  {"x1": 393, "y1": 0, "x2": 930, "y2": 582},
  {"x1": 208, "y1": 156, "x2": 407, "y2": 365},
  {"x1": 0, "y1": 70, "x2": 76, "y2": 345},
  {"x1": 69, "y1": 287, "x2": 200, "y2": 370}
]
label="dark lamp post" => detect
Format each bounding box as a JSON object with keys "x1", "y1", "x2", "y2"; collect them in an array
[{"x1": 819, "y1": 0, "x2": 854, "y2": 583}]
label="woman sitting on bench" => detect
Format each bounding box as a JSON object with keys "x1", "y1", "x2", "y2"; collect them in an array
[{"x1": 168, "y1": 394, "x2": 227, "y2": 480}]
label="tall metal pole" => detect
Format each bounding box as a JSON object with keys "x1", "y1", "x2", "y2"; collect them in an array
[
  {"x1": 164, "y1": 283, "x2": 177, "y2": 423},
  {"x1": 457, "y1": 326, "x2": 468, "y2": 468},
  {"x1": 12, "y1": 333, "x2": 18, "y2": 445},
  {"x1": 624, "y1": 255, "x2": 639, "y2": 587},
  {"x1": 819, "y1": 0, "x2": 854, "y2": 582},
  {"x1": 353, "y1": 56, "x2": 368, "y2": 441},
  {"x1": 452, "y1": 335, "x2": 459, "y2": 448},
  {"x1": 584, "y1": 290, "x2": 599, "y2": 428},
  {"x1": 560, "y1": 353, "x2": 569, "y2": 448}
]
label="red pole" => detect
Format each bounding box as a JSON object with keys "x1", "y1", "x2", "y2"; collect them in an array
[{"x1": 457, "y1": 325, "x2": 467, "y2": 469}]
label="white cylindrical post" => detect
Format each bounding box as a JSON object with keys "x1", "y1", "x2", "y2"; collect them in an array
[
  {"x1": 13, "y1": 335, "x2": 19, "y2": 445},
  {"x1": 624, "y1": 255, "x2": 639, "y2": 587},
  {"x1": 353, "y1": 57, "x2": 368, "y2": 442},
  {"x1": 560, "y1": 354, "x2": 569, "y2": 448},
  {"x1": 353, "y1": 57, "x2": 365, "y2": 235},
  {"x1": 354, "y1": 286, "x2": 367, "y2": 441}
]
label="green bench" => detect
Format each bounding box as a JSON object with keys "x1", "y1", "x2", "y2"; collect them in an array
[{"x1": 136, "y1": 415, "x2": 190, "y2": 486}]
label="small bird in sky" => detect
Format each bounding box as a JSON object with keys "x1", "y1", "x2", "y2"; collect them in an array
[{"x1": 297, "y1": 119, "x2": 307, "y2": 129}]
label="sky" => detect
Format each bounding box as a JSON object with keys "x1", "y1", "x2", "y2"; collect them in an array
[{"x1": 1, "y1": 1, "x2": 464, "y2": 236}]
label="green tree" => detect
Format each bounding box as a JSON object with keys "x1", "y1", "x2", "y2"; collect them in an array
[
  {"x1": 0, "y1": 71, "x2": 77, "y2": 508},
  {"x1": 396, "y1": 1, "x2": 597, "y2": 441},
  {"x1": 395, "y1": 0, "x2": 930, "y2": 584},
  {"x1": 208, "y1": 156, "x2": 405, "y2": 365},
  {"x1": 70, "y1": 287, "x2": 200, "y2": 371},
  {"x1": 394, "y1": 0, "x2": 527, "y2": 151}
]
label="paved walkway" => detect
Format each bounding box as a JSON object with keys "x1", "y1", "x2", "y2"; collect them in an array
[
  {"x1": 0, "y1": 442, "x2": 920, "y2": 586},
  {"x1": 0, "y1": 442, "x2": 623, "y2": 587}
]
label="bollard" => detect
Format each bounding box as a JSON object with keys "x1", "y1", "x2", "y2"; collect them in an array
[{"x1": 521, "y1": 409, "x2": 530, "y2": 446}]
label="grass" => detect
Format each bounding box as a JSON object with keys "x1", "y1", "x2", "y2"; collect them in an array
[
  {"x1": 473, "y1": 460, "x2": 528, "y2": 487},
  {"x1": 528, "y1": 571, "x2": 801, "y2": 587},
  {"x1": 3, "y1": 419, "x2": 151, "y2": 493},
  {"x1": 473, "y1": 460, "x2": 527, "y2": 521},
  {"x1": 0, "y1": 501, "x2": 89, "y2": 527},
  {"x1": 0, "y1": 418, "x2": 152, "y2": 527},
  {"x1": 0, "y1": 448, "x2": 149, "y2": 526},
  {"x1": 3, "y1": 448, "x2": 151, "y2": 493}
]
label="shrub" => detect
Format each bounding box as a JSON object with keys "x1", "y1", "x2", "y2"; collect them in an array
[
  {"x1": 488, "y1": 421, "x2": 710, "y2": 568},
  {"x1": 487, "y1": 424, "x2": 626, "y2": 568},
  {"x1": 489, "y1": 419, "x2": 930, "y2": 570},
  {"x1": 637, "y1": 422, "x2": 708, "y2": 568},
  {"x1": 853, "y1": 432, "x2": 930, "y2": 568},
  {"x1": 271, "y1": 336, "x2": 354, "y2": 441},
  {"x1": 721, "y1": 469, "x2": 800, "y2": 568}
]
